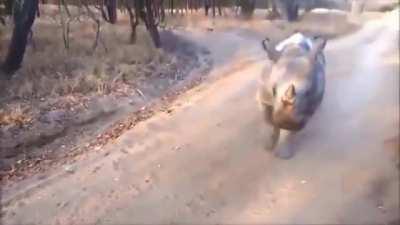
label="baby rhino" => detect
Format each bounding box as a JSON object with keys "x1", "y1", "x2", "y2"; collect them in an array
[{"x1": 257, "y1": 33, "x2": 327, "y2": 159}]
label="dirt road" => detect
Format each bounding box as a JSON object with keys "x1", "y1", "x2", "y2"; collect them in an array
[{"x1": 2, "y1": 11, "x2": 399, "y2": 225}]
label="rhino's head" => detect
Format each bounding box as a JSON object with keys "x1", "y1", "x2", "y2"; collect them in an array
[{"x1": 262, "y1": 35, "x2": 327, "y2": 131}]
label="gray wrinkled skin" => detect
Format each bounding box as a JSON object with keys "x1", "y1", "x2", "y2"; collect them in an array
[{"x1": 257, "y1": 34, "x2": 327, "y2": 159}]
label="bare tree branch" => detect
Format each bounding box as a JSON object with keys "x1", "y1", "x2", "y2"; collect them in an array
[
  {"x1": 123, "y1": 0, "x2": 139, "y2": 44},
  {"x1": 60, "y1": 0, "x2": 71, "y2": 17},
  {"x1": 81, "y1": 0, "x2": 108, "y2": 53},
  {"x1": 58, "y1": 0, "x2": 69, "y2": 49}
]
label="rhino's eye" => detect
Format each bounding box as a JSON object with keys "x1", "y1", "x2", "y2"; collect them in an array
[{"x1": 272, "y1": 86, "x2": 277, "y2": 97}]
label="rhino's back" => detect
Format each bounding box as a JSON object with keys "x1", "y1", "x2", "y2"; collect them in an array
[{"x1": 301, "y1": 53, "x2": 326, "y2": 115}]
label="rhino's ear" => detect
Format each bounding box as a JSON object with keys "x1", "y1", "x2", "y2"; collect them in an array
[
  {"x1": 309, "y1": 38, "x2": 327, "y2": 61},
  {"x1": 282, "y1": 84, "x2": 296, "y2": 105},
  {"x1": 262, "y1": 38, "x2": 281, "y2": 62}
]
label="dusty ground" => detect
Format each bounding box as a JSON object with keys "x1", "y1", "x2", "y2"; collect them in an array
[{"x1": 0, "y1": 7, "x2": 398, "y2": 225}]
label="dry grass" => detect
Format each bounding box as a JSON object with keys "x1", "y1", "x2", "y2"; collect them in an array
[
  {"x1": 0, "y1": 9, "x2": 169, "y2": 101},
  {"x1": 0, "y1": 105, "x2": 32, "y2": 127},
  {"x1": 0, "y1": 5, "x2": 211, "y2": 142},
  {"x1": 0, "y1": 7, "x2": 180, "y2": 132}
]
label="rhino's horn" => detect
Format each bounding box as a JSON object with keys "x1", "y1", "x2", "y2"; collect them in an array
[
  {"x1": 262, "y1": 38, "x2": 281, "y2": 62},
  {"x1": 282, "y1": 84, "x2": 296, "y2": 105}
]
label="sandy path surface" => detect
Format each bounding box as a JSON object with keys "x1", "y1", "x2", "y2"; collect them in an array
[{"x1": 2, "y1": 10, "x2": 399, "y2": 225}]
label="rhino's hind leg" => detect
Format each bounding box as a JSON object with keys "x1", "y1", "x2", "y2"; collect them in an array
[{"x1": 262, "y1": 104, "x2": 280, "y2": 150}]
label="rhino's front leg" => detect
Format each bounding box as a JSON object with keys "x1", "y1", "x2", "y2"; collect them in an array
[
  {"x1": 274, "y1": 131, "x2": 297, "y2": 159},
  {"x1": 262, "y1": 104, "x2": 280, "y2": 150}
]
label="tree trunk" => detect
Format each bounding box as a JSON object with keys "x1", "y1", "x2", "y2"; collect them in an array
[
  {"x1": 160, "y1": 0, "x2": 165, "y2": 22},
  {"x1": 4, "y1": 0, "x2": 13, "y2": 15},
  {"x1": 188, "y1": 0, "x2": 193, "y2": 13},
  {"x1": 170, "y1": 0, "x2": 174, "y2": 15},
  {"x1": 288, "y1": 1, "x2": 299, "y2": 21},
  {"x1": 278, "y1": 0, "x2": 299, "y2": 22},
  {"x1": 153, "y1": 0, "x2": 160, "y2": 21},
  {"x1": 204, "y1": 0, "x2": 210, "y2": 16},
  {"x1": 144, "y1": 0, "x2": 161, "y2": 48},
  {"x1": 2, "y1": 0, "x2": 39, "y2": 77},
  {"x1": 211, "y1": 0, "x2": 215, "y2": 17},
  {"x1": 217, "y1": 1, "x2": 222, "y2": 16},
  {"x1": 105, "y1": 0, "x2": 118, "y2": 24},
  {"x1": 270, "y1": 0, "x2": 280, "y2": 19},
  {"x1": 239, "y1": 0, "x2": 256, "y2": 19},
  {"x1": 125, "y1": 0, "x2": 138, "y2": 44}
]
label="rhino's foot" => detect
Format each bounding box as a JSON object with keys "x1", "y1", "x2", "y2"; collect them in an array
[{"x1": 274, "y1": 145, "x2": 294, "y2": 159}]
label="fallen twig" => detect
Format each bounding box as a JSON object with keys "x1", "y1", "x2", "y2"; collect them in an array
[{"x1": 135, "y1": 88, "x2": 146, "y2": 99}]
